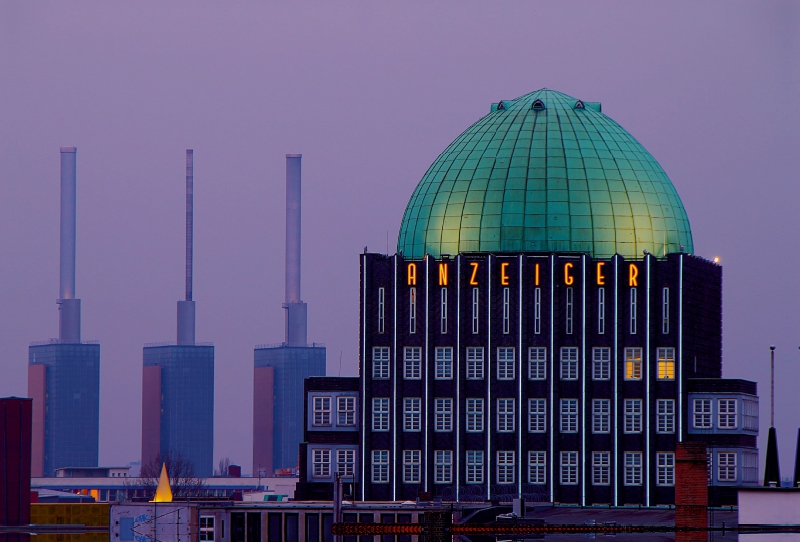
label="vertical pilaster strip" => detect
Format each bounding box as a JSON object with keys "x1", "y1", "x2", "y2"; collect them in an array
[
  {"x1": 549, "y1": 255, "x2": 555, "y2": 503},
  {"x1": 581, "y1": 255, "x2": 587, "y2": 506},
  {"x1": 645, "y1": 256, "x2": 651, "y2": 506},
  {"x1": 518, "y1": 255, "x2": 524, "y2": 497},
  {"x1": 424, "y1": 257, "x2": 430, "y2": 493},
  {"x1": 391, "y1": 256, "x2": 398, "y2": 501},
  {"x1": 678, "y1": 255, "x2": 684, "y2": 441},
  {"x1": 361, "y1": 254, "x2": 368, "y2": 500},
  {"x1": 456, "y1": 257, "x2": 461, "y2": 500},
  {"x1": 487, "y1": 254, "x2": 493, "y2": 498},
  {"x1": 613, "y1": 255, "x2": 619, "y2": 506}
]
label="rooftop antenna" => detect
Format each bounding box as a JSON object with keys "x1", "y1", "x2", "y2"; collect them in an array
[{"x1": 177, "y1": 150, "x2": 195, "y2": 345}]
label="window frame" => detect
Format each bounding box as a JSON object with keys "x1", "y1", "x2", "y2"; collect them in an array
[
  {"x1": 466, "y1": 398, "x2": 484, "y2": 432},
  {"x1": 497, "y1": 451, "x2": 516, "y2": 485},
  {"x1": 372, "y1": 450, "x2": 389, "y2": 483},
  {"x1": 403, "y1": 397, "x2": 421, "y2": 432},
  {"x1": 592, "y1": 451, "x2": 610, "y2": 486},
  {"x1": 528, "y1": 398, "x2": 546, "y2": 433},
  {"x1": 497, "y1": 398, "x2": 515, "y2": 433},
  {"x1": 592, "y1": 399, "x2": 610, "y2": 434},
  {"x1": 624, "y1": 452, "x2": 643, "y2": 486},
  {"x1": 624, "y1": 347, "x2": 643, "y2": 381},
  {"x1": 657, "y1": 452, "x2": 675, "y2": 486},
  {"x1": 624, "y1": 399, "x2": 643, "y2": 434},
  {"x1": 592, "y1": 347, "x2": 611, "y2": 380},
  {"x1": 497, "y1": 347, "x2": 516, "y2": 380},
  {"x1": 313, "y1": 396, "x2": 332, "y2": 426},
  {"x1": 528, "y1": 347, "x2": 547, "y2": 380},
  {"x1": 434, "y1": 450, "x2": 453, "y2": 484},
  {"x1": 372, "y1": 397, "x2": 389, "y2": 432},
  {"x1": 402, "y1": 450, "x2": 421, "y2": 484},
  {"x1": 435, "y1": 398, "x2": 453, "y2": 432},
  {"x1": 312, "y1": 448, "x2": 331, "y2": 478},
  {"x1": 466, "y1": 347, "x2": 484, "y2": 380},
  {"x1": 434, "y1": 347, "x2": 453, "y2": 380},
  {"x1": 560, "y1": 451, "x2": 578, "y2": 485},
  {"x1": 560, "y1": 398, "x2": 579, "y2": 433},
  {"x1": 657, "y1": 399, "x2": 675, "y2": 434},
  {"x1": 337, "y1": 396, "x2": 356, "y2": 426},
  {"x1": 372, "y1": 347, "x2": 390, "y2": 380}
]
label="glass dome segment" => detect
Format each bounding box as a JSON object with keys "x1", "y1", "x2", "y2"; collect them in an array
[{"x1": 397, "y1": 89, "x2": 693, "y2": 260}]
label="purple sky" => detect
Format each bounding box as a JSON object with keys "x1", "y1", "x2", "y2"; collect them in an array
[{"x1": 1, "y1": 1, "x2": 798, "y2": 475}]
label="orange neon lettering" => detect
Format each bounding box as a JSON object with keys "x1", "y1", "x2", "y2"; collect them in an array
[
  {"x1": 535, "y1": 263, "x2": 540, "y2": 286},
  {"x1": 438, "y1": 263, "x2": 448, "y2": 286},
  {"x1": 564, "y1": 262, "x2": 574, "y2": 286},
  {"x1": 469, "y1": 262, "x2": 479, "y2": 285},
  {"x1": 407, "y1": 263, "x2": 417, "y2": 286},
  {"x1": 596, "y1": 262, "x2": 605, "y2": 285},
  {"x1": 629, "y1": 264, "x2": 638, "y2": 287},
  {"x1": 500, "y1": 262, "x2": 509, "y2": 285}
]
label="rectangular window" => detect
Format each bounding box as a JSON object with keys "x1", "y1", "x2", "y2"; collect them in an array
[
  {"x1": 624, "y1": 452, "x2": 643, "y2": 486},
  {"x1": 435, "y1": 347, "x2": 453, "y2": 380},
  {"x1": 466, "y1": 347, "x2": 484, "y2": 380},
  {"x1": 372, "y1": 450, "x2": 389, "y2": 483},
  {"x1": 435, "y1": 450, "x2": 452, "y2": 484},
  {"x1": 403, "y1": 347, "x2": 421, "y2": 379},
  {"x1": 403, "y1": 450, "x2": 421, "y2": 484},
  {"x1": 743, "y1": 399, "x2": 759, "y2": 432},
  {"x1": 657, "y1": 452, "x2": 675, "y2": 486},
  {"x1": 378, "y1": 287, "x2": 385, "y2": 334},
  {"x1": 630, "y1": 287, "x2": 637, "y2": 334},
  {"x1": 313, "y1": 449, "x2": 331, "y2": 477},
  {"x1": 560, "y1": 347, "x2": 579, "y2": 380},
  {"x1": 372, "y1": 347, "x2": 390, "y2": 380},
  {"x1": 624, "y1": 399, "x2": 643, "y2": 433},
  {"x1": 598, "y1": 287, "x2": 605, "y2": 334},
  {"x1": 528, "y1": 451, "x2": 547, "y2": 485},
  {"x1": 404, "y1": 398, "x2": 421, "y2": 432},
  {"x1": 466, "y1": 450, "x2": 484, "y2": 484},
  {"x1": 719, "y1": 399, "x2": 738, "y2": 429},
  {"x1": 528, "y1": 398, "x2": 546, "y2": 433},
  {"x1": 624, "y1": 347, "x2": 643, "y2": 380},
  {"x1": 662, "y1": 287, "x2": 669, "y2": 334},
  {"x1": 497, "y1": 451, "x2": 515, "y2": 484},
  {"x1": 693, "y1": 399, "x2": 712, "y2": 428},
  {"x1": 592, "y1": 452, "x2": 610, "y2": 486},
  {"x1": 742, "y1": 452, "x2": 759, "y2": 483},
  {"x1": 657, "y1": 347, "x2": 675, "y2": 380},
  {"x1": 199, "y1": 517, "x2": 215, "y2": 542},
  {"x1": 497, "y1": 398, "x2": 515, "y2": 432},
  {"x1": 560, "y1": 451, "x2": 578, "y2": 485},
  {"x1": 566, "y1": 286, "x2": 574, "y2": 335},
  {"x1": 497, "y1": 347, "x2": 516, "y2": 380},
  {"x1": 409, "y1": 287, "x2": 417, "y2": 334},
  {"x1": 528, "y1": 347, "x2": 547, "y2": 380},
  {"x1": 503, "y1": 287, "x2": 511, "y2": 334},
  {"x1": 534, "y1": 287, "x2": 542, "y2": 334},
  {"x1": 707, "y1": 452, "x2": 713, "y2": 483},
  {"x1": 592, "y1": 347, "x2": 611, "y2": 380},
  {"x1": 592, "y1": 399, "x2": 610, "y2": 434},
  {"x1": 560, "y1": 399, "x2": 578, "y2": 433},
  {"x1": 466, "y1": 398, "x2": 484, "y2": 432},
  {"x1": 440, "y1": 288, "x2": 448, "y2": 334},
  {"x1": 657, "y1": 399, "x2": 675, "y2": 434},
  {"x1": 337, "y1": 449, "x2": 355, "y2": 477},
  {"x1": 337, "y1": 396, "x2": 356, "y2": 426},
  {"x1": 472, "y1": 288, "x2": 479, "y2": 334},
  {"x1": 435, "y1": 398, "x2": 453, "y2": 432},
  {"x1": 372, "y1": 398, "x2": 389, "y2": 432},
  {"x1": 718, "y1": 452, "x2": 737, "y2": 482},
  {"x1": 313, "y1": 397, "x2": 331, "y2": 426}
]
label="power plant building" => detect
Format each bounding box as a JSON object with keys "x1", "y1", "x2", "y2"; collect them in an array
[{"x1": 141, "y1": 150, "x2": 214, "y2": 478}]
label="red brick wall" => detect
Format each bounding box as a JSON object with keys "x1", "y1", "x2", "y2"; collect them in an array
[{"x1": 676, "y1": 442, "x2": 708, "y2": 542}]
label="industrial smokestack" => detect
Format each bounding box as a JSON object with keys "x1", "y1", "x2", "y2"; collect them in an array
[
  {"x1": 284, "y1": 154, "x2": 307, "y2": 346},
  {"x1": 58, "y1": 147, "x2": 81, "y2": 343},
  {"x1": 177, "y1": 149, "x2": 196, "y2": 345}
]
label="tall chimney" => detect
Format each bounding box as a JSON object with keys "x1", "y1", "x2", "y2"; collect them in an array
[
  {"x1": 177, "y1": 150, "x2": 196, "y2": 345},
  {"x1": 58, "y1": 147, "x2": 81, "y2": 343},
  {"x1": 284, "y1": 154, "x2": 307, "y2": 346}
]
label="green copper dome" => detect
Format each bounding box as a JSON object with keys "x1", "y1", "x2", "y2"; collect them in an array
[{"x1": 397, "y1": 89, "x2": 693, "y2": 260}]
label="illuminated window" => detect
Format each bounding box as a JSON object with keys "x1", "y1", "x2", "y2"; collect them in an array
[
  {"x1": 592, "y1": 452, "x2": 610, "y2": 485},
  {"x1": 719, "y1": 399, "x2": 737, "y2": 429},
  {"x1": 435, "y1": 347, "x2": 453, "y2": 380},
  {"x1": 372, "y1": 347, "x2": 390, "y2": 379},
  {"x1": 337, "y1": 396, "x2": 356, "y2": 426},
  {"x1": 378, "y1": 287, "x2": 385, "y2": 334},
  {"x1": 718, "y1": 452, "x2": 737, "y2": 482},
  {"x1": 466, "y1": 398, "x2": 484, "y2": 432},
  {"x1": 624, "y1": 452, "x2": 643, "y2": 486},
  {"x1": 657, "y1": 399, "x2": 675, "y2": 434},
  {"x1": 624, "y1": 399, "x2": 643, "y2": 433},
  {"x1": 598, "y1": 287, "x2": 605, "y2": 334},
  {"x1": 592, "y1": 399, "x2": 610, "y2": 433},
  {"x1": 624, "y1": 347, "x2": 642, "y2": 380},
  {"x1": 403, "y1": 450, "x2": 420, "y2": 483},
  {"x1": 313, "y1": 397, "x2": 331, "y2": 426},
  {"x1": 466, "y1": 347, "x2": 484, "y2": 379},
  {"x1": 560, "y1": 399, "x2": 578, "y2": 433},
  {"x1": 472, "y1": 288, "x2": 479, "y2": 334},
  {"x1": 662, "y1": 287, "x2": 669, "y2": 334},
  {"x1": 372, "y1": 398, "x2": 389, "y2": 432},
  {"x1": 440, "y1": 288, "x2": 448, "y2": 334},
  {"x1": 313, "y1": 449, "x2": 331, "y2": 478},
  {"x1": 409, "y1": 287, "x2": 417, "y2": 334},
  {"x1": 497, "y1": 347, "x2": 515, "y2": 380},
  {"x1": 435, "y1": 450, "x2": 452, "y2": 484},
  {"x1": 337, "y1": 449, "x2": 355, "y2": 477},
  {"x1": 592, "y1": 347, "x2": 610, "y2": 380},
  {"x1": 657, "y1": 347, "x2": 675, "y2": 380},
  {"x1": 403, "y1": 347, "x2": 421, "y2": 379},
  {"x1": 529, "y1": 347, "x2": 547, "y2": 380},
  {"x1": 200, "y1": 517, "x2": 215, "y2": 541},
  {"x1": 560, "y1": 347, "x2": 578, "y2": 380},
  {"x1": 503, "y1": 287, "x2": 511, "y2": 334},
  {"x1": 528, "y1": 398, "x2": 546, "y2": 433},
  {"x1": 534, "y1": 287, "x2": 542, "y2": 334},
  {"x1": 403, "y1": 398, "x2": 421, "y2": 432},
  {"x1": 566, "y1": 286, "x2": 574, "y2": 335},
  {"x1": 630, "y1": 288, "x2": 637, "y2": 334},
  {"x1": 528, "y1": 451, "x2": 546, "y2": 485},
  {"x1": 693, "y1": 399, "x2": 712, "y2": 428},
  {"x1": 372, "y1": 450, "x2": 389, "y2": 483},
  {"x1": 657, "y1": 452, "x2": 675, "y2": 486},
  {"x1": 560, "y1": 451, "x2": 578, "y2": 485},
  {"x1": 466, "y1": 451, "x2": 484, "y2": 484},
  {"x1": 497, "y1": 398, "x2": 515, "y2": 432},
  {"x1": 435, "y1": 398, "x2": 453, "y2": 432},
  {"x1": 497, "y1": 451, "x2": 515, "y2": 484}
]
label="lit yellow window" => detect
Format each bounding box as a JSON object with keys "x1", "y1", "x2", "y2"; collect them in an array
[
  {"x1": 657, "y1": 347, "x2": 676, "y2": 380},
  {"x1": 625, "y1": 347, "x2": 642, "y2": 380}
]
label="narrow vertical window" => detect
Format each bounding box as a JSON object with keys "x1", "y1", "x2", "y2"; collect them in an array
[
  {"x1": 657, "y1": 399, "x2": 675, "y2": 434},
  {"x1": 566, "y1": 287, "x2": 574, "y2": 335},
  {"x1": 528, "y1": 451, "x2": 546, "y2": 485},
  {"x1": 534, "y1": 287, "x2": 542, "y2": 334},
  {"x1": 630, "y1": 287, "x2": 637, "y2": 334},
  {"x1": 657, "y1": 347, "x2": 675, "y2": 380},
  {"x1": 466, "y1": 347, "x2": 484, "y2": 380},
  {"x1": 657, "y1": 453, "x2": 675, "y2": 486},
  {"x1": 497, "y1": 347, "x2": 515, "y2": 380},
  {"x1": 466, "y1": 451, "x2": 484, "y2": 484},
  {"x1": 502, "y1": 287, "x2": 510, "y2": 334},
  {"x1": 440, "y1": 287, "x2": 448, "y2": 334},
  {"x1": 378, "y1": 287, "x2": 385, "y2": 334},
  {"x1": 372, "y1": 450, "x2": 389, "y2": 483},
  {"x1": 624, "y1": 452, "x2": 643, "y2": 486},
  {"x1": 497, "y1": 398, "x2": 515, "y2": 432},
  {"x1": 560, "y1": 451, "x2": 578, "y2": 485},
  {"x1": 435, "y1": 398, "x2": 453, "y2": 432},
  {"x1": 403, "y1": 398, "x2": 421, "y2": 432},
  {"x1": 409, "y1": 287, "x2": 417, "y2": 334},
  {"x1": 434, "y1": 347, "x2": 453, "y2": 380},
  {"x1": 560, "y1": 347, "x2": 579, "y2": 380},
  {"x1": 403, "y1": 347, "x2": 422, "y2": 379},
  {"x1": 528, "y1": 398, "x2": 546, "y2": 432},
  {"x1": 560, "y1": 399, "x2": 578, "y2": 433},
  {"x1": 624, "y1": 399, "x2": 643, "y2": 433},
  {"x1": 592, "y1": 347, "x2": 611, "y2": 380},
  {"x1": 435, "y1": 450, "x2": 453, "y2": 484},
  {"x1": 624, "y1": 347, "x2": 643, "y2": 380},
  {"x1": 592, "y1": 452, "x2": 610, "y2": 485},
  {"x1": 337, "y1": 449, "x2": 355, "y2": 477},
  {"x1": 662, "y1": 287, "x2": 669, "y2": 334},
  {"x1": 497, "y1": 451, "x2": 515, "y2": 484},
  {"x1": 528, "y1": 347, "x2": 547, "y2": 380},
  {"x1": 592, "y1": 399, "x2": 610, "y2": 433},
  {"x1": 403, "y1": 450, "x2": 421, "y2": 484},
  {"x1": 597, "y1": 287, "x2": 605, "y2": 334},
  {"x1": 472, "y1": 288, "x2": 479, "y2": 334},
  {"x1": 371, "y1": 347, "x2": 390, "y2": 379},
  {"x1": 372, "y1": 398, "x2": 389, "y2": 432},
  {"x1": 466, "y1": 398, "x2": 484, "y2": 432}
]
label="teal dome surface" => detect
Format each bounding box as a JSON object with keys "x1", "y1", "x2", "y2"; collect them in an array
[{"x1": 397, "y1": 89, "x2": 693, "y2": 260}]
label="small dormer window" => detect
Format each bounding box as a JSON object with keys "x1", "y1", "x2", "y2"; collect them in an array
[
  {"x1": 532, "y1": 99, "x2": 545, "y2": 111},
  {"x1": 497, "y1": 101, "x2": 506, "y2": 111},
  {"x1": 575, "y1": 100, "x2": 585, "y2": 109}
]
